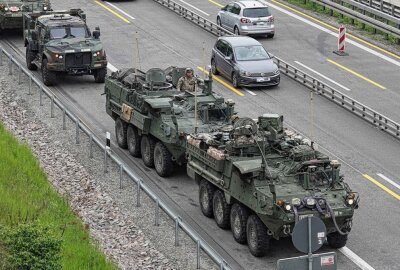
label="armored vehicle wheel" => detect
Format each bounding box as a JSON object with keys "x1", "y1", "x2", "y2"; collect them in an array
[
  {"x1": 213, "y1": 190, "x2": 231, "y2": 229},
  {"x1": 211, "y1": 59, "x2": 219, "y2": 75},
  {"x1": 42, "y1": 59, "x2": 56, "y2": 86},
  {"x1": 230, "y1": 203, "x2": 249, "y2": 244},
  {"x1": 154, "y1": 142, "x2": 174, "y2": 177},
  {"x1": 115, "y1": 118, "x2": 128, "y2": 149},
  {"x1": 26, "y1": 47, "x2": 37, "y2": 71},
  {"x1": 127, "y1": 125, "x2": 141, "y2": 157},
  {"x1": 94, "y1": 67, "x2": 107, "y2": 83},
  {"x1": 141, "y1": 135, "x2": 155, "y2": 168},
  {"x1": 327, "y1": 232, "x2": 348, "y2": 248},
  {"x1": 247, "y1": 215, "x2": 270, "y2": 257},
  {"x1": 199, "y1": 180, "x2": 215, "y2": 218}
]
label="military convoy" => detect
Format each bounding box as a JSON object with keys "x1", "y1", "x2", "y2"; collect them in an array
[
  {"x1": 0, "y1": 0, "x2": 50, "y2": 31},
  {"x1": 23, "y1": 9, "x2": 107, "y2": 85},
  {"x1": 105, "y1": 67, "x2": 235, "y2": 176},
  {"x1": 186, "y1": 114, "x2": 359, "y2": 256}
]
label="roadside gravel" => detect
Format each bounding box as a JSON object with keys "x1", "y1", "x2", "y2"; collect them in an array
[{"x1": 0, "y1": 59, "x2": 216, "y2": 269}]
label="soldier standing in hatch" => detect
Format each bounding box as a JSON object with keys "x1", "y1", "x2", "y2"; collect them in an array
[{"x1": 177, "y1": 68, "x2": 197, "y2": 92}]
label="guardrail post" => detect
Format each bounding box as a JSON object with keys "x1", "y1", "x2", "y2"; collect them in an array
[
  {"x1": 154, "y1": 199, "x2": 160, "y2": 226},
  {"x1": 137, "y1": 180, "x2": 141, "y2": 207},
  {"x1": 342, "y1": 95, "x2": 345, "y2": 106},
  {"x1": 220, "y1": 261, "x2": 224, "y2": 270},
  {"x1": 89, "y1": 135, "x2": 93, "y2": 158},
  {"x1": 175, "y1": 217, "x2": 179, "y2": 246},
  {"x1": 39, "y1": 86, "x2": 43, "y2": 106},
  {"x1": 362, "y1": 107, "x2": 365, "y2": 118},
  {"x1": 294, "y1": 69, "x2": 297, "y2": 79},
  {"x1": 51, "y1": 95, "x2": 55, "y2": 118},
  {"x1": 352, "y1": 101, "x2": 355, "y2": 112},
  {"x1": 28, "y1": 76, "x2": 32, "y2": 95},
  {"x1": 196, "y1": 240, "x2": 201, "y2": 269},
  {"x1": 119, "y1": 163, "x2": 123, "y2": 189},
  {"x1": 396, "y1": 126, "x2": 399, "y2": 136},
  {"x1": 0, "y1": 47, "x2": 3, "y2": 66},
  {"x1": 18, "y1": 65, "x2": 21, "y2": 84},
  {"x1": 62, "y1": 108, "x2": 66, "y2": 130},
  {"x1": 75, "y1": 120, "x2": 80, "y2": 144},
  {"x1": 104, "y1": 148, "x2": 108, "y2": 173},
  {"x1": 8, "y1": 56, "x2": 13, "y2": 75}
]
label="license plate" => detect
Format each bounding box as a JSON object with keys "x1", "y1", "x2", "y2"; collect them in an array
[
  {"x1": 299, "y1": 214, "x2": 314, "y2": 220},
  {"x1": 257, "y1": 77, "x2": 270, "y2": 82},
  {"x1": 257, "y1": 22, "x2": 265, "y2": 25},
  {"x1": 81, "y1": 48, "x2": 91, "y2": 52},
  {"x1": 65, "y1": 50, "x2": 75, "y2": 53}
]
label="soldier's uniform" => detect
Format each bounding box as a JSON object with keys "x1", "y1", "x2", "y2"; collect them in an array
[{"x1": 177, "y1": 68, "x2": 197, "y2": 92}]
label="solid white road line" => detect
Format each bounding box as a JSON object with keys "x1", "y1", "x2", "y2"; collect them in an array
[
  {"x1": 243, "y1": 88, "x2": 257, "y2": 95},
  {"x1": 179, "y1": 0, "x2": 210, "y2": 16},
  {"x1": 377, "y1": 173, "x2": 400, "y2": 190},
  {"x1": 105, "y1": 1, "x2": 136, "y2": 21},
  {"x1": 339, "y1": 247, "x2": 375, "y2": 270},
  {"x1": 107, "y1": 63, "x2": 118, "y2": 72},
  {"x1": 294, "y1": 61, "x2": 351, "y2": 91},
  {"x1": 260, "y1": 0, "x2": 400, "y2": 68}
]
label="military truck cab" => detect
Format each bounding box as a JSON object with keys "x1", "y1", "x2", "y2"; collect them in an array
[{"x1": 24, "y1": 9, "x2": 107, "y2": 86}]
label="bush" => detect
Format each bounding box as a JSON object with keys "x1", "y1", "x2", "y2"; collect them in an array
[{"x1": 0, "y1": 224, "x2": 62, "y2": 270}]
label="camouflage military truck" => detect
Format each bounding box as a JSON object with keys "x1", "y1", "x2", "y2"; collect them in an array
[
  {"x1": 186, "y1": 114, "x2": 359, "y2": 257},
  {"x1": 24, "y1": 9, "x2": 107, "y2": 86},
  {"x1": 105, "y1": 67, "x2": 236, "y2": 177},
  {"x1": 0, "y1": 0, "x2": 50, "y2": 31}
]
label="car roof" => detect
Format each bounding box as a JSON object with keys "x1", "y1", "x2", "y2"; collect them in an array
[
  {"x1": 236, "y1": 1, "x2": 266, "y2": 8},
  {"x1": 219, "y1": 36, "x2": 262, "y2": 47},
  {"x1": 38, "y1": 14, "x2": 85, "y2": 27}
]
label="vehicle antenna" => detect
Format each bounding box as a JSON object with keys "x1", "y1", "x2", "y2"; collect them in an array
[
  {"x1": 310, "y1": 90, "x2": 315, "y2": 149},
  {"x1": 134, "y1": 31, "x2": 141, "y2": 72},
  {"x1": 202, "y1": 41, "x2": 206, "y2": 80}
]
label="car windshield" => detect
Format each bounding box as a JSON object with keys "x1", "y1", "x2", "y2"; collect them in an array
[
  {"x1": 234, "y1": 45, "x2": 270, "y2": 61},
  {"x1": 243, "y1": 7, "x2": 271, "y2": 18},
  {"x1": 49, "y1": 26, "x2": 87, "y2": 39}
]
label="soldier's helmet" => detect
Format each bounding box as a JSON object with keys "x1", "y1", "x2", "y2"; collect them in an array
[
  {"x1": 230, "y1": 114, "x2": 239, "y2": 123},
  {"x1": 185, "y1": 67, "x2": 193, "y2": 74}
]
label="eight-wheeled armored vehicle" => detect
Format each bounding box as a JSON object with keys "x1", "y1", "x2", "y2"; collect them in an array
[
  {"x1": 105, "y1": 67, "x2": 236, "y2": 176},
  {"x1": 0, "y1": 0, "x2": 50, "y2": 31},
  {"x1": 186, "y1": 114, "x2": 359, "y2": 256},
  {"x1": 24, "y1": 9, "x2": 107, "y2": 86}
]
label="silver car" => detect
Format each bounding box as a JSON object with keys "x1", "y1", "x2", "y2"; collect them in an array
[{"x1": 217, "y1": 1, "x2": 275, "y2": 38}]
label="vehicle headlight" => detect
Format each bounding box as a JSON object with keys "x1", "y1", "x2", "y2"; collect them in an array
[
  {"x1": 284, "y1": 204, "x2": 291, "y2": 211},
  {"x1": 347, "y1": 198, "x2": 354, "y2": 205},
  {"x1": 43, "y1": 6, "x2": 48, "y2": 11},
  {"x1": 273, "y1": 69, "x2": 280, "y2": 75},
  {"x1": 306, "y1": 198, "x2": 316, "y2": 206},
  {"x1": 291, "y1": 198, "x2": 301, "y2": 206},
  {"x1": 239, "y1": 70, "x2": 251, "y2": 76},
  {"x1": 4, "y1": 7, "x2": 9, "y2": 11}
]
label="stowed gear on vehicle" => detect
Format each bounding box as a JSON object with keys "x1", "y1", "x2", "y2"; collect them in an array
[
  {"x1": 23, "y1": 9, "x2": 107, "y2": 86},
  {"x1": 186, "y1": 114, "x2": 359, "y2": 257}
]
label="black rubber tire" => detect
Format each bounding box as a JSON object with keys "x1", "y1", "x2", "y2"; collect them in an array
[
  {"x1": 26, "y1": 47, "x2": 37, "y2": 70},
  {"x1": 42, "y1": 58, "x2": 56, "y2": 86},
  {"x1": 230, "y1": 203, "x2": 249, "y2": 244},
  {"x1": 199, "y1": 180, "x2": 215, "y2": 218},
  {"x1": 154, "y1": 141, "x2": 174, "y2": 177},
  {"x1": 94, "y1": 67, "x2": 107, "y2": 83},
  {"x1": 247, "y1": 215, "x2": 270, "y2": 257},
  {"x1": 232, "y1": 72, "x2": 239, "y2": 88},
  {"x1": 267, "y1": 33, "x2": 275, "y2": 38},
  {"x1": 327, "y1": 232, "x2": 348, "y2": 249},
  {"x1": 127, "y1": 125, "x2": 141, "y2": 157},
  {"x1": 217, "y1": 16, "x2": 222, "y2": 27},
  {"x1": 140, "y1": 135, "x2": 156, "y2": 168},
  {"x1": 213, "y1": 190, "x2": 231, "y2": 229},
  {"x1": 234, "y1": 26, "x2": 240, "y2": 35},
  {"x1": 115, "y1": 118, "x2": 128, "y2": 149},
  {"x1": 211, "y1": 59, "x2": 219, "y2": 75}
]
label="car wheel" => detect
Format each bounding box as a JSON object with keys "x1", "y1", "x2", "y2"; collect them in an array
[
  {"x1": 26, "y1": 47, "x2": 37, "y2": 71},
  {"x1": 230, "y1": 203, "x2": 249, "y2": 244},
  {"x1": 217, "y1": 17, "x2": 222, "y2": 27},
  {"x1": 140, "y1": 135, "x2": 156, "y2": 168},
  {"x1": 94, "y1": 67, "x2": 107, "y2": 83},
  {"x1": 234, "y1": 26, "x2": 240, "y2": 35},
  {"x1": 211, "y1": 59, "x2": 219, "y2": 75},
  {"x1": 199, "y1": 179, "x2": 215, "y2": 218},
  {"x1": 327, "y1": 232, "x2": 348, "y2": 249},
  {"x1": 247, "y1": 215, "x2": 270, "y2": 257},
  {"x1": 212, "y1": 190, "x2": 231, "y2": 229},
  {"x1": 154, "y1": 141, "x2": 174, "y2": 177},
  {"x1": 267, "y1": 33, "x2": 275, "y2": 38},
  {"x1": 127, "y1": 125, "x2": 141, "y2": 157},
  {"x1": 232, "y1": 72, "x2": 239, "y2": 88},
  {"x1": 41, "y1": 58, "x2": 56, "y2": 86}
]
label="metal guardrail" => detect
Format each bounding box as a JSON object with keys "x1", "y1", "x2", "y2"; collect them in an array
[
  {"x1": 153, "y1": 0, "x2": 400, "y2": 140},
  {"x1": 307, "y1": 0, "x2": 400, "y2": 37},
  {"x1": 0, "y1": 46, "x2": 231, "y2": 270},
  {"x1": 353, "y1": 0, "x2": 400, "y2": 18}
]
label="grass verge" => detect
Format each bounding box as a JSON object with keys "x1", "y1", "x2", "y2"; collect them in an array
[{"x1": 0, "y1": 122, "x2": 117, "y2": 270}]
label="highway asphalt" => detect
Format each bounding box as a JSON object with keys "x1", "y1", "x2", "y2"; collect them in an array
[{"x1": 1, "y1": 0, "x2": 399, "y2": 269}]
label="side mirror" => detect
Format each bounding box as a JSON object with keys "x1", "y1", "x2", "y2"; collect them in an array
[
  {"x1": 93, "y1": 27, "x2": 100, "y2": 39},
  {"x1": 31, "y1": 30, "x2": 38, "y2": 41},
  {"x1": 269, "y1": 53, "x2": 275, "y2": 59},
  {"x1": 224, "y1": 55, "x2": 232, "y2": 61}
]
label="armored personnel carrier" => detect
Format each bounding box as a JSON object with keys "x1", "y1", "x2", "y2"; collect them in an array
[
  {"x1": 186, "y1": 114, "x2": 359, "y2": 257},
  {"x1": 24, "y1": 9, "x2": 107, "y2": 86},
  {"x1": 0, "y1": 0, "x2": 50, "y2": 31},
  {"x1": 105, "y1": 67, "x2": 235, "y2": 177}
]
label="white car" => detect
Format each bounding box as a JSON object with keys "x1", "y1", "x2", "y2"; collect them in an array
[{"x1": 217, "y1": 1, "x2": 275, "y2": 38}]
